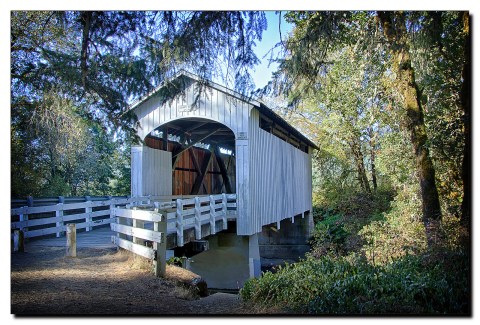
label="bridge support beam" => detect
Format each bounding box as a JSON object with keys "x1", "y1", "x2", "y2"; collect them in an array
[
  {"x1": 248, "y1": 233, "x2": 261, "y2": 279},
  {"x1": 185, "y1": 232, "x2": 250, "y2": 290},
  {"x1": 258, "y1": 211, "x2": 313, "y2": 272}
]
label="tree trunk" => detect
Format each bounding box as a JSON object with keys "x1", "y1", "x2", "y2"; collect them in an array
[
  {"x1": 369, "y1": 128, "x2": 378, "y2": 192},
  {"x1": 460, "y1": 11, "x2": 471, "y2": 228},
  {"x1": 378, "y1": 12, "x2": 442, "y2": 227},
  {"x1": 80, "y1": 11, "x2": 92, "y2": 89},
  {"x1": 349, "y1": 136, "x2": 372, "y2": 196}
]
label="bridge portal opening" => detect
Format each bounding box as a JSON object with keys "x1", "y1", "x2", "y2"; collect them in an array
[{"x1": 145, "y1": 118, "x2": 236, "y2": 196}]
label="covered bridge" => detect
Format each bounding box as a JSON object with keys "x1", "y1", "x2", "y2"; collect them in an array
[{"x1": 129, "y1": 71, "x2": 317, "y2": 287}]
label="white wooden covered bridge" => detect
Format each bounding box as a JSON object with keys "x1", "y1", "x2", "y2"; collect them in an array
[
  {"x1": 10, "y1": 70, "x2": 317, "y2": 289},
  {"x1": 130, "y1": 70, "x2": 316, "y2": 233},
  {"x1": 128, "y1": 70, "x2": 317, "y2": 287}
]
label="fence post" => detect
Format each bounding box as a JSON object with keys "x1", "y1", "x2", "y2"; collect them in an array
[
  {"x1": 56, "y1": 196, "x2": 64, "y2": 238},
  {"x1": 19, "y1": 213, "x2": 28, "y2": 235},
  {"x1": 23, "y1": 196, "x2": 33, "y2": 235},
  {"x1": 85, "y1": 196, "x2": 92, "y2": 231},
  {"x1": 132, "y1": 207, "x2": 145, "y2": 246},
  {"x1": 209, "y1": 195, "x2": 216, "y2": 235},
  {"x1": 176, "y1": 199, "x2": 184, "y2": 247},
  {"x1": 66, "y1": 224, "x2": 76, "y2": 257},
  {"x1": 109, "y1": 197, "x2": 118, "y2": 244},
  {"x1": 153, "y1": 209, "x2": 167, "y2": 277},
  {"x1": 222, "y1": 193, "x2": 227, "y2": 230},
  {"x1": 13, "y1": 229, "x2": 24, "y2": 252},
  {"x1": 194, "y1": 197, "x2": 201, "y2": 239}
]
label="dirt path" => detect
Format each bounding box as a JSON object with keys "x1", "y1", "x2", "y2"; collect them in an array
[{"x1": 11, "y1": 246, "x2": 254, "y2": 315}]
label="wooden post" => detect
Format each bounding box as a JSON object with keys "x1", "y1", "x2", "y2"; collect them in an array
[
  {"x1": 19, "y1": 213, "x2": 28, "y2": 235},
  {"x1": 56, "y1": 202, "x2": 64, "y2": 238},
  {"x1": 194, "y1": 197, "x2": 201, "y2": 239},
  {"x1": 13, "y1": 229, "x2": 24, "y2": 252},
  {"x1": 85, "y1": 196, "x2": 92, "y2": 231},
  {"x1": 209, "y1": 195, "x2": 216, "y2": 235},
  {"x1": 222, "y1": 193, "x2": 227, "y2": 230},
  {"x1": 22, "y1": 197, "x2": 32, "y2": 235},
  {"x1": 153, "y1": 210, "x2": 167, "y2": 277},
  {"x1": 66, "y1": 224, "x2": 76, "y2": 257},
  {"x1": 176, "y1": 199, "x2": 184, "y2": 247},
  {"x1": 109, "y1": 199, "x2": 120, "y2": 247}
]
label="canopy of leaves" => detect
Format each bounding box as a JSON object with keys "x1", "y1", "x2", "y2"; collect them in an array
[{"x1": 11, "y1": 10, "x2": 267, "y2": 197}]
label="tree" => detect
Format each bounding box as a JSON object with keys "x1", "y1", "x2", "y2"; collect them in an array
[
  {"x1": 459, "y1": 12, "x2": 471, "y2": 227},
  {"x1": 11, "y1": 11, "x2": 268, "y2": 197},
  {"x1": 376, "y1": 11, "x2": 442, "y2": 226},
  {"x1": 267, "y1": 11, "x2": 470, "y2": 233}
]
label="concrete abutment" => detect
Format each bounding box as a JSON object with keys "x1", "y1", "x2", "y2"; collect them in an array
[{"x1": 181, "y1": 211, "x2": 313, "y2": 289}]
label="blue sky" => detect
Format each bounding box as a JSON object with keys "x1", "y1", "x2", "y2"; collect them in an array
[{"x1": 250, "y1": 11, "x2": 292, "y2": 90}]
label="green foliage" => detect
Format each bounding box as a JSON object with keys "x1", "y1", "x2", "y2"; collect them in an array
[
  {"x1": 11, "y1": 10, "x2": 268, "y2": 199},
  {"x1": 11, "y1": 92, "x2": 120, "y2": 197},
  {"x1": 310, "y1": 210, "x2": 348, "y2": 257},
  {"x1": 167, "y1": 256, "x2": 184, "y2": 266},
  {"x1": 240, "y1": 252, "x2": 469, "y2": 314},
  {"x1": 359, "y1": 185, "x2": 427, "y2": 265},
  {"x1": 241, "y1": 10, "x2": 470, "y2": 316}
]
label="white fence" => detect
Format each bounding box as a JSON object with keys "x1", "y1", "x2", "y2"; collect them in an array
[
  {"x1": 10, "y1": 194, "x2": 237, "y2": 246},
  {"x1": 11, "y1": 196, "x2": 147, "y2": 239},
  {"x1": 111, "y1": 207, "x2": 167, "y2": 277}
]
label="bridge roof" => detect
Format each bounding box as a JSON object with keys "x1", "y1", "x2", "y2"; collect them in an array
[{"x1": 128, "y1": 70, "x2": 318, "y2": 150}]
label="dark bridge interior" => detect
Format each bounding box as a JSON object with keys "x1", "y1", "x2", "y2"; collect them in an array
[{"x1": 145, "y1": 118, "x2": 236, "y2": 196}]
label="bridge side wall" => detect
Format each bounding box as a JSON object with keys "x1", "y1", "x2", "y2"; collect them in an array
[
  {"x1": 131, "y1": 145, "x2": 172, "y2": 197},
  {"x1": 133, "y1": 79, "x2": 252, "y2": 234},
  {"x1": 133, "y1": 78, "x2": 314, "y2": 237},
  {"x1": 246, "y1": 109, "x2": 313, "y2": 235}
]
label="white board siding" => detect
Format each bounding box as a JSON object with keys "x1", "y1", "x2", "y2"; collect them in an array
[
  {"x1": 245, "y1": 109, "x2": 313, "y2": 235},
  {"x1": 135, "y1": 81, "x2": 251, "y2": 141},
  {"x1": 134, "y1": 81, "x2": 252, "y2": 231},
  {"x1": 132, "y1": 77, "x2": 313, "y2": 236},
  {"x1": 131, "y1": 146, "x2": 172, "y2": 197}
]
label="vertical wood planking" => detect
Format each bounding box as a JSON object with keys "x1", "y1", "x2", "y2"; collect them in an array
[
  {"x1": 209, "y1": 195, "x2": 216, "y2": 235},
  {"x1": 131, "y1": 146, "x2": 143, "y2": 197},
  {"x1": 153, "y1": 213, "x2": 167, "y2": 277},
  {"x1": 222, "y1": 193, "x2": 227, "y2": 230},
  {"x1": 140, "y1": 146, "x2": 172, "y2": 197},
  {"x1": 66, "y1": 224, "x2": 76, "y2": 257},
  {"x1": 85, "y1": 197, "x2": 92, "y2": 231},
  {"x1": 13, "y1": 229, "x2": 24, "y2": 252},
  {"x1": 55, "y1": 203, "x2": 64, "y2": 237},
  {"x1": 176, "y1": 199, "x2": 184, "y2": 246},
  {"x1": 132, "y1": 74, "x2": 313, "y2": 236},
  {"x1": 246, "y1": 109, "x2": 313, "y2": 235},
  {"x1": 194, "y1": 197, "x2": 201, "y2": 239}
]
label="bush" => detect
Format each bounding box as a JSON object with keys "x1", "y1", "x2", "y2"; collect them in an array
[
  {"x1": 310, "y1": 212, "x2": 349, "y2": 258},
  {"x1": 240, "y1": 252, "x2": 469, "y2": 314},
  {"x1": 241, "y1": 185, "x2": 470, "y2": 314},
  {"x1": 359, "y1": 189, "x2": 427, "y2": 265}
]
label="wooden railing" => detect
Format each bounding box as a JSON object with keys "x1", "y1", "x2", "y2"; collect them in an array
[
  {"x1": 10, "y1": 197, "x2": 146, "y2": 239},
  {"x1": 111, "y1": 207, "x2": 167, "y2": 277},
  {"x1": 10, "y1": 194, "x2": 237, "y2": 244}
]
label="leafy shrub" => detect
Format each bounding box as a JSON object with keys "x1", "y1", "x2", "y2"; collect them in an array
[
  {"x1": 310, "y1": 213, "x2": 349, "y2": 258},
  {"x1": 240, "y1": 252, "x2": 469, "y2": 314},
  {"x1": 167, "y1": 256, "x2": 183, "y2": 266}
]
